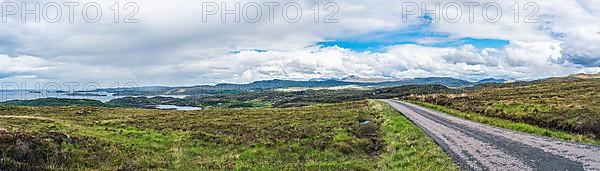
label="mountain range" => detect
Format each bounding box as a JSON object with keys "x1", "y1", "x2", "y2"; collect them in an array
[{"x1": 99, "y1": 76, "x2": 507, "y2": 95}]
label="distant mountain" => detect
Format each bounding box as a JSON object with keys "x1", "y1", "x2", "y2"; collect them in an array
[
  {"x1": 371, "y1": 77, "x2": 473, "y2": 87},
  {"x1": 164, "y1": 80, "x2": 354, "y2": 95},
  {"x1": 97, "y1": 76, "x2": 509, "y2": 95},
  {"x1": 308, "y1": 75, "x2": 409, "y2": 83},
  {"x1": 476, "y1": 78, "x2": 507, "y2": 84},
  {"x1": 340, "y1": 75, "x2": 411, "y2": 83},
  {"x1": 308, "y1": 78, "x2": 340, "y2": 81},
  {"x1": 98, "y1": 86, "x2": 174, "y2": 96},
  {"x1": 166, "y1": 77, "x2": 479, "y2": 95}
]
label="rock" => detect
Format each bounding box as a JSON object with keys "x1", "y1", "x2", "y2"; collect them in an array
[
  {"x1": 46, "y1": 131, "x2": 76, "y2": 144},
  {"x1": 15, "y1": 138, "x2": 33, "y2": 153},
  {"x1": 75, "y1": 108, "x2": 91, "y2": 115}
]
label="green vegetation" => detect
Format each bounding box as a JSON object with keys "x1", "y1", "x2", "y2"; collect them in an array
[
  {"x1": 193, "y1": 84, "x2": 460, "y2": 108},
  {"x1": 100, "y1": 77, "x2": 482, "y2": 96},
  {"x1": 0, "y1": 100, "x2": 455, "y2": 170},
  {"x1": 0, "y1": 98, "x2": 106, "y2": 107},
  {"x1": 374, "y1": 101, "x2": 457, "y2": 170},
  {"x1": 106, "y1": 96, "x2": 272, "y2": 109},
  {"x1": 105, "y1": 96, "x2": 198, "y2": 108},
  {"x1": 6, "y1": 75, "x2": 598, "y2": 169},
  {"x1": 0, "y1": 85, "x2": 458, "y2": 110},
  {"x1": 407, "y1": 78, "x2": 600, "y2": 140},
  {"x1": 193, "y1": 99, "x2": 273, "y2": 108},
  {"x1": 409, "y1": 101, "x2": 600, "y2": 145}
]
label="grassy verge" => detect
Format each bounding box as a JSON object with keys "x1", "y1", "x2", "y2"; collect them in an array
[
  {"x1": 408, "y1": 100, "x2": 600, "y2": 145},
  {"x1": 0, "y1": 101, "x2": 457, "y2": 170},
  {"x1": 371, "y1": 100, "x2": 458, "y2": 170}
]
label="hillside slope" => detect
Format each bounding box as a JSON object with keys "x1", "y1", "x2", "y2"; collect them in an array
[{"x1": 408, "y1": 77, "x2": 600, "y2": 139}]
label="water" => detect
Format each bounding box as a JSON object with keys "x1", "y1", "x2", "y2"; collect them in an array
[
  {"x1": 0, "y1": 91, "x2": 119, "y2": 102},
  {"x1": 145, "y1": 95, "x2": 189, "y2": 99},
  {"x1": 0, "y1": 91, "x2": 189, "y2": 103},
  {"x1": 154, "y1": 105, "x2": 203, "y2": 111},
  {"x1": 0, "y1": 91, "x2": 201, "y2": 110}
]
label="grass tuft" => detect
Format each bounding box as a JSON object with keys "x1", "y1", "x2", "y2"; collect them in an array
[{"x1": 409, "y1": 100, "x2": 600, "y2": 145}]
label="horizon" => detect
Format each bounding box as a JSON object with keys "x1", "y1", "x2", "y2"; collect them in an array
[
  {"x1": 1, "y1": 72, "x2": 593, "y2": 91},
  {"x1": 0, "y1": 73, "x2": 574, "y2": 90}
]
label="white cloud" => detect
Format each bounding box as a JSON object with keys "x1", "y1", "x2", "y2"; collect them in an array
[
  {"x1": 0, "y1": 0, "x2": 598, "y2": 86},
  {"x1": 0, "y1": 55, "x2": 52, "y2": 76},
  {"x1": 502, "y1": 40, "x2": 562, "y2": 67},
  {"x1": 176, "y1": 42, "x2": 584, "y2": 83}
]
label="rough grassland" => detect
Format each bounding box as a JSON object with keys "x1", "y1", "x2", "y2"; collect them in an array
[
  {"x1": 410, "y1": 101, "x2": 600, "y2": 145},
  {"x1": 0, "y1": 100, "x2": 455, "y2": 170},
  {"x1": 407, "y1": 79, "x2": 600, "y2": 144}
]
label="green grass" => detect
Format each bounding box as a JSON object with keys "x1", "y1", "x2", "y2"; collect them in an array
[
  {"x1": 0, "y1": 98, "x2": 106, "y2": 107},
  {"x1": 0, "y1": 100, "x2": 456, "y2": 170},
  {"x1": 409, "y1": 100, "x2": 600, "y2": 146},
  {"x1": 491, "y1": 103, "x2": 552, "y2": 114},
  {"x1": 410, "y1": 79, "x2": 600, "y2": 138},
  {"x1": 373, "y1": 101, "x2": 457, "y2": 170},
  {"x1": 200, "y1": 99, "x2": 273, "y2": 108}
]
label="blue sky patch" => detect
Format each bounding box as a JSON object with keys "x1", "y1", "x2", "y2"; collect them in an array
[
  {"x1": 229, "y1": 49, "x2": 269, "y2": 54},
  {"x1": 428, "y1": 38, "x2": 509, "y2": 49},
  {"x1": 318, "y1": 32, "x2": 509, "y2": 51},
  {"x1": 317, "y1": 18, "x2": 509, "y2": 51},
  {"x1": 317, "y1": 27, "x2": 448, "y2": 52}
]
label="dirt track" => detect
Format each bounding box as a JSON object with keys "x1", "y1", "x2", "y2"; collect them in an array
[{"x1": 383, "y1": 100, "x2": 600, "y2": 171}]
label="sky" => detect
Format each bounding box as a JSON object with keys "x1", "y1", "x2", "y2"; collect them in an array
[{"x1": 0, "y1": 0, "x2": 599, "y2": 88}]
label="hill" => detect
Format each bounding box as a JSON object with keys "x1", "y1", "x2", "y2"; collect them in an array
[
  {"x1": 185, "y1": 84, "x2": 461, "y2": 108},
  {"x1": 407, "y1": 76, "x2": 600, "y2": 138},
  {"x1": 105, "y1": 96, "x2": 198, "y2": 108},
  {"x1": 0, "y1": 84, "x2": 459, "y2": 109},
  {"x1": 568, "y1": 73, "x2": 600, "y2": 79},
  {"x1": 0, "y1": 98, "x2": 106, "y2": 107},
  {"x1": 98, "y1": 77, "x2": 502, "y2": 95}
]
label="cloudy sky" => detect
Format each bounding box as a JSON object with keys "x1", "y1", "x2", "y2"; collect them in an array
[{"x1": 0, "y1": 0, "x2": 599, "y2": 87}]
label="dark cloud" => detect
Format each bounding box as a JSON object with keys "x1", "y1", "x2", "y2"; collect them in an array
[
  {"x1": 559, "y1": 53, "x2": 600, "y2": 67},
  {"x1": 0, "y1": 73, "x2": 11, "y2": 79}
]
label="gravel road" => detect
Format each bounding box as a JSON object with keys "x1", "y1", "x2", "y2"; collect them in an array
[{"x1": 383, "y1": 100, "x2": 600, "y2": 171}]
